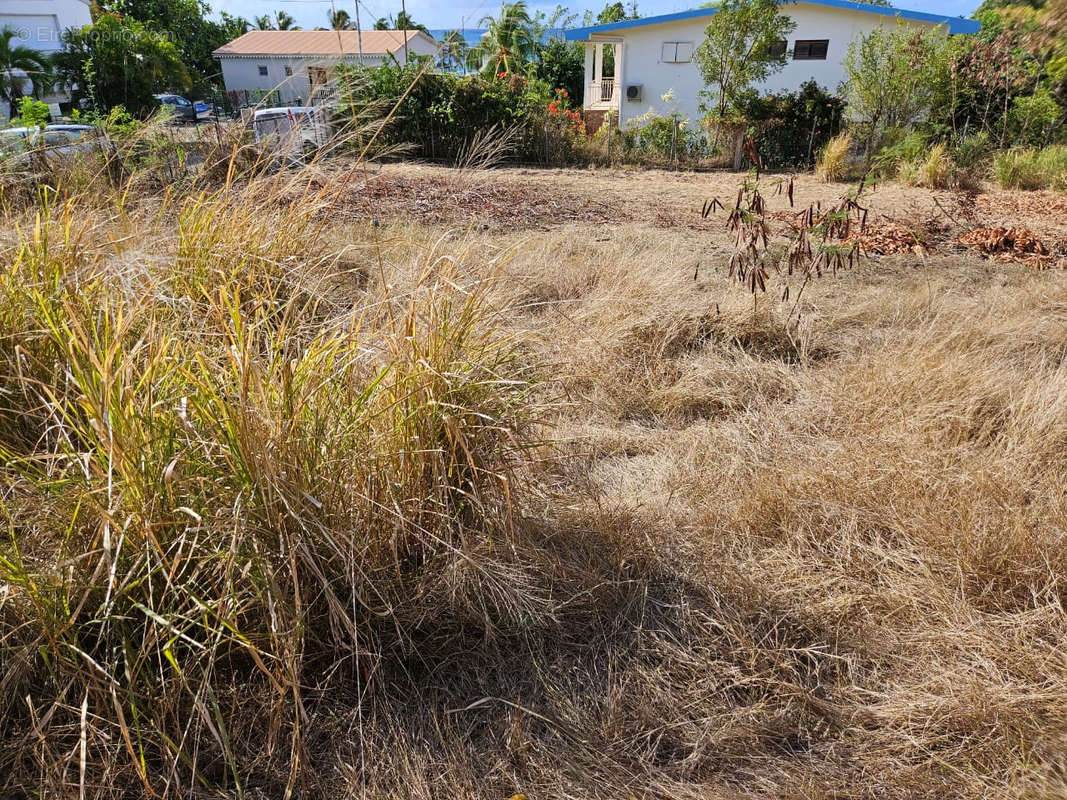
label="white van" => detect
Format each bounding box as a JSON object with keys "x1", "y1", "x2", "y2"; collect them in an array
[{"x1": 251, "y1": 107, "x2": 330, "y2": 161}]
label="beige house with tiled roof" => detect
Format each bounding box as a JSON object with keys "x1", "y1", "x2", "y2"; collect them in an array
[{"x1": 213, "y1": 30, "x2": 439, "y2": 106}]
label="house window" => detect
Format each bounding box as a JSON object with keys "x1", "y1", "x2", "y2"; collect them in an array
[
  {"x1": 765, "y1": 39, "x2": 787, "y2": 59},
  {"x1": 284, "y1": 65, "x2": 293, "y2": 77},
  {"x1": 793, "y1": 40, "x2": 829, "y2": 60},
  {"x1": 258, "y1": 65, "x2": 268, "y2": 76},
  {"x1": 660, "y1": 41, "x2": 694, "y2": 63}
]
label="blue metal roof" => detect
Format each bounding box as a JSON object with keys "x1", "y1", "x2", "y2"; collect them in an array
[{"x1": 564, "y1": 0, "x2": 981, "y2": 39}]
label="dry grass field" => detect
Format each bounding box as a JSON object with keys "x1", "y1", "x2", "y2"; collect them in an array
[{"x1": 1, "y1": 158, "x2": 1065, "y2": 799}]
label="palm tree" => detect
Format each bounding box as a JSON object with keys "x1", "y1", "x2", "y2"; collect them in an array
[
  {"x1": 439, "y1": 30, "x2": 469, "y2": 72},
  {"x1": 373, "y1": 12, "x2": 429, "y2": 33},
  {"x1": 328, "y1": 9, "x2": 353, "y2": 30},
  {"x1": 468, "y1": 2, "x2": 536, "y2": 75},
  {"x1": 220, "y1": 12, "x2": 252, "y2": 38},
  {"x1": 0, "y1": 26, "x2": 49, "y2": 110},
  {"x1": 254, "y1": 12, "x2": 299, "y2": 30}
]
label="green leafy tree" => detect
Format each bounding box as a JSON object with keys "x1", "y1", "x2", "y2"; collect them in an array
[
  {"x1": 958, "y1": 0, "x2": 1066, "y2": 144},
  {"x1": 842, "y1": 22, "x2": 953, "y2": 153},
  {"x1": 694, "y1": 0, "x2": 797, "y2": 118},
  {"x1": 0, "y1": 26, "x2": 50, "y2": 111},
  {"x1": 103, "y1": 1, "x2": 235, "y2": 90},
  {"x1": 531, "y1": 4, "x2": 579, "y2": 39},
  {"x1": 597, "y1": 2, "x2": 630, "y2": 23},
  {"x1": 533, "y1": 38, "x2": 584, "y2": 100},
  {"x1": 945, "y1": 29, "x2": 1036, "y2": 140},
  {"x1": 529, "y1": 4, "x2": 581, "y2": 93},
  {"x1": 54, "y1": 12, "x2": 190, "y2": 114},
  {"x1": 469, "y1": 2, "x2": 536, "y2": 75}
]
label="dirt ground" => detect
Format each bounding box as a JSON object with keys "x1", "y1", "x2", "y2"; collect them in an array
[{"x1": 352, "y1": 161, "x2": 1067, "y2": 241}]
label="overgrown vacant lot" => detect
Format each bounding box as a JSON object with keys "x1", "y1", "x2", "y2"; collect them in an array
[{"x1": 1, "y1": 162, "x2": 1065, "y2": 799}]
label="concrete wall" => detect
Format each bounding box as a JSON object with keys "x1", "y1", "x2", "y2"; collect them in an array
[
  {"x1": 0, "y1": 0, "x2": 92, "y2": 53},
  {"x1": 599, "y1": 2, "x2": 947, "y2": 127},
  {"x1": 218, "y1": 36, "x2": 440, "y2": 105}
]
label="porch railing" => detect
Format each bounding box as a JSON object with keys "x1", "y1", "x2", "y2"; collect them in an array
[
  {"x1": 599, "y1": 77, "x2": 615, "y2": 103},
  {"x1": 588, "y1": 78, "x2": 617, "y2": 107}
]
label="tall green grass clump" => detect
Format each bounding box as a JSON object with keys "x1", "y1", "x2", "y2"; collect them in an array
[
  {"x1": 815, "y1": 133, "x2": 853, "y2": 183},
  {"x1": 897, "y1": 142, "x2": 957, "y2": 189},
  {"x1": 993, "y1": 145, "x2": 1067, "y2": 190},
  {"x1": 874, "y1": 131, "x2": 960, "y2": 189},
  {"x1": 0, "y1": 181, "x2": 543, "y2": 797}
]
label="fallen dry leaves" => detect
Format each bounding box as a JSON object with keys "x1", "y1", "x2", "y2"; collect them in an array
[
  {"x1": 957, "y1": 226, "x2": 1066, "y2": 268},
  {"x1": 845, "y1": 222, "x2": 929, "y2": 256},
  {"x1": 976, "y1": 190, "x2": 1067, "y2": 223}
]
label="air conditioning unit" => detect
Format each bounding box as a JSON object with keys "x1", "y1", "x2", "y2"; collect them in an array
[{"x1": 626, "y1": 84, "x2": 642, "y2": 102}]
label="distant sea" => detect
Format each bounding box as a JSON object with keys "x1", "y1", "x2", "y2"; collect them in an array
[
  {"x1": 427, "y1": 28, "x2": 562, "y2": 47},
  {"x1": 428, "y1": 29, "x2": 488, "y2": 48}
]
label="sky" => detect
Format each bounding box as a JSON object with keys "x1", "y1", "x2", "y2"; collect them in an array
[{"x1": 223, "y1": 0, "x2": 984, "y2": 33}]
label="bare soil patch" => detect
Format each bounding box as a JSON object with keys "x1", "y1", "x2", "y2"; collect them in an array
[{"x1": 322, "y1": 164, "x2": 1067, "y2": 261}]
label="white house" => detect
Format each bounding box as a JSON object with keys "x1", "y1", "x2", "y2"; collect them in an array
[
  {"x1": 0, "y1": 0, "x2": 90, "y2": 54},
  {"x1": 564, "y1": 0, "x2": 981, "y2": 129},
  {"x1": 0, "y1": 0, "x2": 92, "y2": 118},
  {"x1": 213, "y1": 30, "x2": 440, "y2": 106}
]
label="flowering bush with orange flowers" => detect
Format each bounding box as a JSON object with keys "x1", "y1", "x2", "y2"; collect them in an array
[{"x1": 547, "y1": 87, "x2": 585, "y2": 134}]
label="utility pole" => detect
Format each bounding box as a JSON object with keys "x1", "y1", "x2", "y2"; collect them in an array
[
  {"x1": 354, "y1": 0, "x2": 364, "y2": 63},
  {"x1": 401, "y1": 0, "x2": 409, "y2": 65},
  {"x1": 459, "y1": 15, "x2": 467, "y2": 74}
]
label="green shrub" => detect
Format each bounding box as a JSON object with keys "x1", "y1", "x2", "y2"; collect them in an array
[
  {"x1": 731, "y1": 80, "x2": 845, "y2": 169},
  {"x1": 993, "y1": 145, "x2": 1067, "y2": 190},
  {"x1": 842, "y1": 22, "x2": 953, "y2": 154},
  {"x1": 953, "y1": 131, "x2": 993, "y2": 169},
  {"x1": 1005, "y1": 88, "x2": 1062, "y2": 148},
  {"x1": 872, "y1": 130, "x2": 962, "y2": 188},
  {"x1": 873, "y1": 129, "x2": 929, "y2": 176},
  {"x1": 334, "y1": 62, "x2": 584, "y2": 166},
  {"x1": 10, "y1": 97, "x2": 50, "y2": 129},
  {"x1": 621, "y1": 113, "x2": 708, "y2": 165}
]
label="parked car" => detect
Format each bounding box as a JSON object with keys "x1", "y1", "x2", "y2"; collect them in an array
[
  {"x1": 0, "y1": 124, "x2": 100, "y2": 166},
  {"x1": 154, "y1": 94, "x2": 198, "y2": 124},
  {"x1": 0, "y1": 127, "x2": 33, "y2": 159},
  {"x1": 41, "y1": 124, "x2": 98, "y2": 154}
]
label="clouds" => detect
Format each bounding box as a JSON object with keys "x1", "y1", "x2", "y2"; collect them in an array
[{"x1": 210, "y1": 0, "x2": 983, "y2": 34}]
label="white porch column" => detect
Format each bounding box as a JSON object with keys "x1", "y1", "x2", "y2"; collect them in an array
[
  {"x1": 583, "y1": 43, "x2": 595, "y2": 109},
  {"x1": 613, "y1": 43, "x2": 623, "y2": 112},
  {"x1": 594, "y1": 42, "x2": 604, "y2": 83}
]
